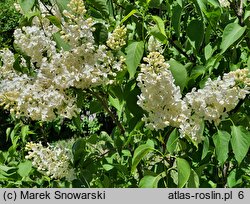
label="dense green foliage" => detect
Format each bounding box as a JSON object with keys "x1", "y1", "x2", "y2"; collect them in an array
[
  {"x1": 0, "y1": 0, "x2": 21, "y2": 48},
  {"x1": 0, "y1": 0, "x2": 250, "y2": 188}
]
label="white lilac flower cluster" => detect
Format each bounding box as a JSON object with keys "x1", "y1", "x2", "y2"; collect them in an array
[
  {"x1": 106, "y1": 25, "x2": 127, "y2": 50},
  {"x1": 181, "y1": 70, "x2": 249, "y2": 142},
  {"x1": 25, "y1": 142, "x2": 75, "y2": 181},
  {"x1": 148, "y1": 36, "x2": 163, "y2": 53},
  {"x1": 218, "y1": 0, "x2": 230, "y2": 7},
  {"x1": 0, "y1": 0, "x2": 125, "y2": 121},
  {"x1": 137, "y1": 51, "x2": 250, "y2": 143},
  {"x1": 137, "y1": 52, "x2": 189, "y2": 130},
  {"x1": 184, "y1": 72, "x2": 249, "y2": 125}
]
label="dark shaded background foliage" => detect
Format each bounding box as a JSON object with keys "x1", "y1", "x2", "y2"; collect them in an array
[{"x1": 0, "y1": 0, "x2": 21, "y2": 48}]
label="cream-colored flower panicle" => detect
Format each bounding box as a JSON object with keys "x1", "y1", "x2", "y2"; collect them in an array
[
  {"x1": 184, "y1": 69, "x2": 250, "y2": 126},
  {"x1": 14, "y1": 26, "x2": 57, "y2": 66},
  {"x1": 25, "y1": 142, "x2": 76, "y2": 181},
  {"x1": 148, "y1": 36, "x2": 163, "y2": 53},
  {"x1": 180, "y1": 69, "x2": 250, "y2": 142},
  {"x1": 137, "y1": 51, "x2": 250, "y2": 143},
  {"x1": 0, "y1": 0, "x2": 125, "y2": 121},
  {"x1": 218, "y1": 0, "x2": 230, "y2": 7},
  {"x1": 226, "y1": 68, "x2": 250, "y2": 86},
  {"x1": 107, "y1": 25, "x2": 127, "y2": 50},
  {"x1": 137, "y1": 52, "x2": 189, "y2": 130}
]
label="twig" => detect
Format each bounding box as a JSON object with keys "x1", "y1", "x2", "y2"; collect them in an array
[
  {"x1": 168, "y1": 38, "x2": 196, "y2": 63},
  {"x1": 230, "y1": 0, "x2": 245, "y2": 26},
  {"x1": 89, "y1": 89, "x2": 125, "y2": 135},
  {"x1": 239, "y1": 0, "x2": 244, "y2": 17}
]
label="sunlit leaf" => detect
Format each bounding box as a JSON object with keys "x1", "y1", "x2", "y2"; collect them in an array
[
  {"x1": 220, "y1": 23, "x2": 246, "y2": 54},
  {"x1": 168, "y1": 59, "x2": 188, "y2": 91},
  {"x1": 212, "y1": 130, "x2": 231, "y2": 165},
  {"x1": 125, "y1": 41, "x2": 144, "y2": 79},
  {"x1": 166, "y1": 128, "x2": 178, "y2": 154},
  {"x1": 131, "y1": 140, "x2": 154, "y2": 173},
  {"x1": 18, "y1": 0, "x2": 35, "y2": 13},
  {"x1": 231, "y1": 126, "x2": 250, "y2": 164},
  {"x1": 17, "y1": 161, "x2": 32, "y2": 177},
  {"x1": 176, "y1": 158, "x2": 191, "y2": 187},
  {"x1": 139, "y1": 172, "x2": 166, "y2": 188},
  {"x1": 187, "y1": 169, "x2": 199, "y2": 188},
  {"x1": 201, "y1": 136, "x2": 209, "y2": 160}
]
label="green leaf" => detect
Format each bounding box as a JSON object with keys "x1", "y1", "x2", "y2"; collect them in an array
[
  {"x1": 46, "y1": 15, "x2": 62, "y2": 29},
  {"x1": 10, "y1": 123, "x2": 21, "y2": 144},
  {"x1": 0, "y1": 165, "x2": 17, "y2": 173},
  {"x1": 125, "y1": 41, "x2": 144, "y2": 79},
  {"x1": 72, "y1": 139, "x2": 86, "y2": 163},
  {"x1": 131, "y1": 140, "x2": 155, "y2": 173},
  {"x1": 150, "y1": 15, "x2": 168, "y2": 44},
  {"x1": 0, "y1": 169, "x2": 16, "y2": 177},
  {"x1": 152, "y1": 16, "x2": 166, "y2": 36},
  {"x1": 17, "y1": 161, "x2": 32, "y2": 177},
  {"x1": 6, "y1": 127, "x2": 11, "y2": 142},
  {"x1": 168, "y1": 59, "x2": 188, "y2": 91},
  {"x1": 139, "y1": 172, "x2": 166, "y2": 188},
  {"x1": 124, "y1": 81, "x2": 144, "y2": 119},
  {"x1": 212, "y1": 130, "x2": 231, "y2": 165},
  {"x1": 201, "y1": 136, "x2": 209, "y2": 160},
  {"x1": 204, "y1": 43, "x2": 214, "y2": 60},
  {"x1": 187, "y1": 169, "x2": 199, "y2": 188},
  {"x1": 149, "y1": 0, "x2": 163, "y2": 8},
  {"x1": 172, "y1": 4, "x2": 182, "y2": 38},
  {"x1": 176, "y1": 158, "x2": 191, "y2": 187},
  {"x1": 86, "y1": 134, "x2": 98, "y2": 144},
  {"x1": 55, "y1": 0, "x2": 70, "y2": 13},
  {"x1": 109, "y1": 95, "x2": 124, "y2": 118},
  {"x1": 102, "y1": 164, "x2": 114, "y2": 171},
  {"x1": 109, "y1": 85, "x2": 124, "y2": 102},
  {"x1": 89, "y1": 100, "x2": 102, "y2": 114},
  {"x1": 227, "y1": 169, "x2": 242, "y2": 187},
  {"x1": 13, "y1": 55, "x2": 22, "y2": 73},
  {"x1": 24, "y1": 10, "x2": 40, "y2": 20},
  {"x1": 75, "y1": 89, "x2": 86, "y2": 108},
  {"x1": 150, "y1": 26, "x2": 167, "y2": 44},
  {"x1": 190, "y1": 65, "x2": 205, "y2": 80},
  {"x1": 204, "y1": 53, "x2": 223, "y2": 73},
  {"x1": 194, "y1": 0, "x2": 206, "y2": 19},
  {"x1": 93, "y1": 23, "x2": 108, "y2": 45},
  {"x1": 187, "y1": 19, "x2": 204, "y2": 50},
  {"x1": 204, "y1": 8, "x2": 221, "y2": 30},
  {"x1": 121, "y1": 9, "x2": 138, "y2": 24},
  {"x1": 86, "y1": 0, "x2": 109, "y2": 17},
  {"x1": 176, "y1": 0, "x2": 183, "y2": 7},
  {"x1": 166, "y1": 128, "x2": 178, "y2": 154},
  {"x1": 72, "y1": 115, "x2": 83, "y2": 133},
  {"x1": 231, "y1": 126, "x2": 250, "y2": 164},
  {"x1": 21, "y1": 125, "x2": 29, "y2": 143},
  {"x1": 247, "y1": 56, "x2": 250, "y2": 69},
  {"x1": 18, "y1": 0, "x2": 35, "y2": 13},
  {"x1": 220, "y1": 23, "x2": 246, "y2": 54},
  {"x1": 53, "y1": 32, "x2": 71, "y2": 51}
]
